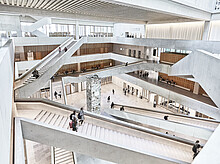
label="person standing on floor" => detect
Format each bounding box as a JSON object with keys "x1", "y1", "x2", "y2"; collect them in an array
[
  {"x1": 112, "y1": 89, "x2": 115, "y2": 95},
  {"x1": 111, "y1": 102, "x2": 114, "y2": 109},
  {"x1": 107, "y1": 96, "x2": 110, "y2": 102},
  {"x1": 78, "y1": 107, "x2": 85, "y2": 125},
  {"x1": 58, "y1": 91, "x2": 61, "y2": 98},
  {"x1": 59, "y1": 47, "x2": 61, "y2": 53},
  {"x1": 54, "y1": 91, "x2": 58, "y2": 99},
  {"x1": 153, "y1": 99, "x2": 157, "y2": 108}
]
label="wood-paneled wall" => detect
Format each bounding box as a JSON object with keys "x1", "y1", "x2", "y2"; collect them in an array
[
  {"x1": 159, "y1": 72, "x2": 208, "y2": 96},
  {"x1": 160, "y1": 53, "x2": 186, "y2": 64},
  {"x1": 23, "y1": 45, "x2": 59, "y2": 60},
  {"x1": 79, "y1": 43, "x2": 113, "y2": 55},
  {"x1": 159, "y1": 72, "x2": 194, "y2": 91}
]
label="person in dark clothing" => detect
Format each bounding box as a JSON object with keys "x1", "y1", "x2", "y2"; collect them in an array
[
  {"x1": 111, "y1": 102, "x2": 114, "y2": 109},
  {"x1": 32, "y1": 69, "x2": 39, "y2": 79},
  {"x1": 54, "y1": 91, "x2": 58, "y2": 99},
  {"x1": 120, "y1": 106, "x2": 124, "y2": 111},
  {"x1": 58, "y1": 91, "x2": 61, "y2": 98},
  {"x1": 112, "y1": 89, "x2": 115, "y2": 95},
  {"x1": 146, "y1": 72, "x2": 149, "y2": 78},
  {"x1": 64, "y1": 47, "x2": 68, "y2": 52},
  {"x1": 107, "y1": 96, "x2": 110, "y2": 102},
  {"x1": 70, "y1": 111, "x2": 78, "y2": 132},
  {"x1": 78, "y1": 107, "x2": 85, "y2": 125},
  {"x1": 124, "y1": 90, "x2": 127, "y2": 95},
  {"x1": 125, "y1": 62, "x2": 128, "y2": 66},
  {"x1": 192, "y1": 140, "x2": 201, "y2": 159},
  {"x1": 164, "y1": 115, "x2": 169, "y2": 120},
  {"x1": 59, "y1": 47, "x2": 61, "y2": 53}
]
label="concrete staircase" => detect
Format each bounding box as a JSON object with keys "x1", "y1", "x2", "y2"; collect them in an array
[
  {"x1": 33, "y1": 110, "x2": 193, "y2": 163},
  {"x1": 34, "y1": 110, "x2": 74, "y2": 164},
  {"x1": 15, "y1": 37, "x2": 86, "y2": 98}
]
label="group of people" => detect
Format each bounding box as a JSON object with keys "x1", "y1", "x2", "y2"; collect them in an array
[
  {"x1": 54, "y1": 91, "x2": 62, "y2": 99},
  {"x1": 158, "y1": 76, "x2": 176, "y2": 86},
  {"x1": 58, "y1": 47, "x2": 68, "y2": 53},
  {"x1": 138, "y1": 71, "x2": 149, "y2": 78},
  {"x1": 69, "y1": 108, "x2": 85, "y2": 132}
]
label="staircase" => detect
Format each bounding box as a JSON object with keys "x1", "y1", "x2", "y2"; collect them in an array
[
  {"x1": 15, "y1": 37, "x2": 86, "y2": 98},
  {"x1": 34, "y1": 110, "x2": 74, "y2": 164},
  {"x1": 33, "y1": 110, "x2": 193, "y2": 163}
]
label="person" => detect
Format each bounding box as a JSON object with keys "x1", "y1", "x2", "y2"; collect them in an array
[
  {"x1": 112, "y1": 89, "x2": 115, "y2": 95},
  {"x1": 192, "y1": 140, "x2": 201, "y2": 159},
  {"x1": 125, "y1": 62, "x2": 128, "y2": 66},
  {"x1": 146, "y1": 72, "x2": 149, "y2": 78},
  {"x1": 120, "y1": 106, "x2": 125, "y2": 111},
  {"x1": 32, "y1": 69, "x2": 39, "y2": 79},
  {"x1": 107, "y1": 96, "x2": 110, "y2": 102},
  {"x1": 164, "y1": 115, "x2": 169, "y2": 120},
  {"x1": 64, "y1": 47, "x2": 67, "y2": 52},
  {"x1": 54, "y1": 91, "x2": 58, "y2": 99},
  {"x1": 70, "y1": 111, "x2": 78, "y2": 132},
  {"x1": 58, "y1": 91, "x2": 61, "y2": 98},
  {"x1": 153, "y1": 100, "x2": 157, "y2": 108},
  {"x1": 124, "y1": 89, "x2": 127, "y2": 95},
  {"x1": 78, "y1": 107, "x2": 85, "y2": 125},
  {"x1": 59, "y1": 47, "x2": 61, "y2": 53},
  {"x1": 111, "y1": 102, "x2": 114, "y2": 109}
]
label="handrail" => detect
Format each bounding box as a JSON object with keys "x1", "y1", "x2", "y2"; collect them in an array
[
  {"x1": 15, "y1": 37, "x2": 73, "y2": 81},
  {"x1": 113, "y1": 103, "x2": 220, "y2": 124},
  {"x1": 15, "y1": 98, "x2": 196, "y2": 146}
]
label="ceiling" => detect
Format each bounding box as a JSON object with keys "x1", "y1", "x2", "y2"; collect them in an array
[{"x1": 0, "y1": 0, "x2": 196, "y2": 23}]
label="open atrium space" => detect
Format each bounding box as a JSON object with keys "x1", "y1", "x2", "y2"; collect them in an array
[{"x1": 1, "y1": 0, "x2": 220, "y2": 164}]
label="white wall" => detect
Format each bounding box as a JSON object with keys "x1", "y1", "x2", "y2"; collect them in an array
[
  {"x1": 146, "y1": 21, "x2": 204, "y2": 40},
  {"x1": 113, "y1": 23, "x2": 145, "y2": 38},
  {"x1": 0, "y1": 40, "x2": 14, "y2": 164},
  {"x1": 0, "y1": 14, "x2": 22, "y2": 36}
]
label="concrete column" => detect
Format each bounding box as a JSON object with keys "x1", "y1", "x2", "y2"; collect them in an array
[
  {"x1": 143, "y1": 46, "x2": 147, "y2": 60},
  {"x1": 193, "y1": 82, "x2": 200, "y2": 95},
  {"x1": 78, "y1": 82, "x2": 82, "y2": 93},
  {"x1": 76, "y1": 21, "x2": 79, "y2": 40},
  {"x1": 202, "y1": 21, "x2": 210, "y2": 41},
  {"x1": 86, "y1": 75, "x2": 101, "y2": 113}
]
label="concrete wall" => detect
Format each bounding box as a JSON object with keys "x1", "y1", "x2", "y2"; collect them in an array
[
  {"x1": 113, "y1": 23, "x2": 145, "y2": 38},
  {"x1": 0, "y1": 14, "x2": 21, "y2": 36},
  {"x1": 0, "y1": 40, "x2": 14, "y2": 164}
]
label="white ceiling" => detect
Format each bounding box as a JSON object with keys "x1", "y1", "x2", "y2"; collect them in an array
[{"x1": 0, "y1": 0, "x2": 197, "y2": 23}]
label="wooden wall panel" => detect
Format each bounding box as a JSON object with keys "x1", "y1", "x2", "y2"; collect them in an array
[{"x1": 160, "y1": 53, "x2": 186, "y2": 64}]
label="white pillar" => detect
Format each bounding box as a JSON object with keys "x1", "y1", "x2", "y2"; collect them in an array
[
  {"x1": 76, "y1": 21, "x2": 79, "y2": 40},
  {"x1": 202, "y1": 21, "x2": 210, "y2": 41},
  {"x1": 193, "y1": 82, "x2": 200, "y2": 95}
]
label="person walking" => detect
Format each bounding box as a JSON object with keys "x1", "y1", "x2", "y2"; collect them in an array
[
  {"x1": 192, "y1": 140, "x2": 201, "y2": 159},
  {"x1": 112, "y1": 89, "x2": 115, "y2": 95},
  {"x1": 54, "y1": 91, "x2": 58, "y2": 99},
  {"x1": 59, "y1": 47, "x2": 61, "y2": 53},
  {"x1": 69, "y1": 111, "x2": 78, "y2": 132},
  {"x1": 64, "y1": 47, "x2": 68, "y2": 52},
  {"x1": 78, "y1": 107, "x2": 85, "y2": 125}
]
